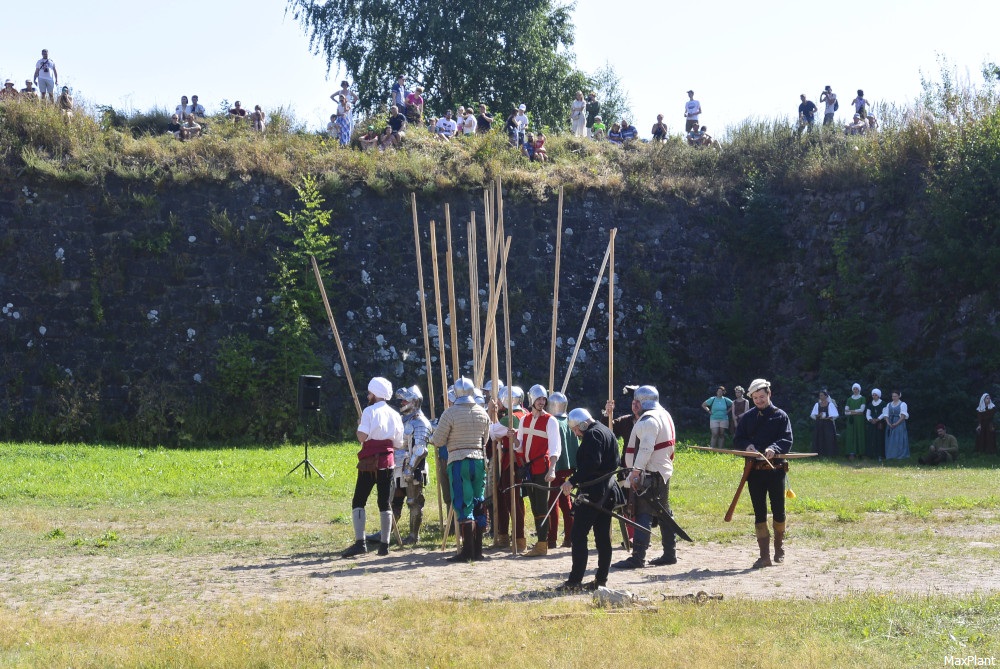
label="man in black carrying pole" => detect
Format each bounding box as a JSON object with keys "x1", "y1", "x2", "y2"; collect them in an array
[{"x1": 555, "y1": 408, "x2": 624, "y2": 591}]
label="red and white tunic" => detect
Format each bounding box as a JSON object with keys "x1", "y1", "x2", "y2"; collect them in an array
[{"x1": 514, "y1": 411, "x2": 562, "y2": 476}]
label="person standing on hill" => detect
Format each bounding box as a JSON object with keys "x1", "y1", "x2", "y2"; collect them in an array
[
  {"x1": 852, "y1": 89, "x2": 870, "y2": 119},
  {"x1": 33, "y1": 48, "x2": 58, "y2": 102},
  {"x1": 734, "y1": 378, "x2": 793, "y2": 568},
  {"x1": 819, "y1": 85, "x2": 838, "y2": 126},
  {"x1": 342, "y1": 377, "x2": 404, "y2": 559},
  {"x1": 684, "y1": 90, "x2": 702, "y2": 133},
  {"x1": 843, "y1": 383, "x2": 866, "y2": 460},
  {"x1": 797, "y1": 94, "x2": 818, "y2": 135}
]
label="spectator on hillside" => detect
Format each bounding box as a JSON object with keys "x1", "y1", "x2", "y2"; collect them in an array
[
  {"x1": 180, "y1": 115, "x2": 201, "y2": 140},
  {"x1": 461, "y1": 107, "x2": 477, "y2": 135},
  {"x1": 591, "y1": 115, "x2": 606, "y2": 140},
  {"x1": 918, "y1": 424, "x2": 959, "y2": 465},
  {"x1": 403, "y1": 86, "x2": 424, "y2": 125},
  {"x1": 228, "y1": 100, "x2": 248, "y2": 123},
  {"x1": 358, "y1": 125, "x2": 380, "y2": 151},
  {"x1": 251, "y1": 105, "x2": 265, "y2": 133},
  {"x1": 333, "y1": 93, "x2": 352, "y2": 145},
  {"x1": 687, "y1": 125, "x2": 714, "y2": 147},
  {"x1": 391, "y1": 75, "x2": 407, "y2": 110},
  {"x1": 514, "y1": 104, "x2": 529, "y2": 135},
  {"x1": 505, "y1": 106, "x2": 524, "y2": 147},
  {"x1": 57, "y1": 86, "x2": 73, "y2": 120},
  {"x1": 852, "y1": 89, "x2": 869, "y2": 119},
  {"x1": 570, "y1": 90, "x2": 586, "y2": 137},
  {"x1": 797, "y1": 94, "x2": 818, "y2": 135},
  {"x1": 585, "y1": 92, "x2": 600, "y2": 137},
  {"x1": 819, "y1": 85, "x2": 837, "y2": 126},
  {"x1": 620, "y1": 119, "x2": 638, "y2": 142},
  {"x1": 867, "y1": 114, "x2": 879, "y2": 133},
  {"x1": 532, "y1": 131, "x2": 548, "y2": 162},
  {"x1": 326, "y1": 113, "x2": 338, "y2": 136},
  {"x1": 21, "y1": 80, "x2": 38, "y2": 99},
  {"x1": 166, "y1": 113, "x2": 182, "y2": 139},
  {"x1": 651, "y1": 114, "x2": 668, "y2": 142},
  {"x1": 684, "y1": 90, "x2": 702, "y2": 132},
  {"x1": 845, "y1": 114, "x2": 866, "y2": 136},
  {"x1": 476, "y1": 104, "x2": 494, "y2": 134},
  {"x1": 521, "y1": 131, "x2": 536, "y2": 160},
  {"x1": 0, "y1": 80, "x2": 18, "y2": 101},
  {"x1": 33, "y1": 48, "x2": 58, "y2": 102},
  {"x1": 383, "y1": 105, "x2": 407, "y2": 148},
  {"x1": 189, "y1": 95, "x2": 206, "y2": 118},
  {"x1": 435, "y1": 109, "x2": 458, "y2": 141},
  {"x1": 607, "y1": 122, "x2": 623, "y2": 145},
  {"x1": 175, "y1": 95, "x2": 190, "y2": 120},
  {"x1": 334, "y1": 80, "x2": 359, "y2": 109}
]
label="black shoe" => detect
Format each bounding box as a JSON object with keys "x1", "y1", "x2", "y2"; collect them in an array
[
  {"x1": 554, "y1": 580, "x2": 584, "y2": 593},
  {"x1": 584, "y1": 580, "x2": 606, "y2": 591},
  {"x1": 377, "y1": 542, "x2": 389, "y2": 556},
  {"x1": 341, "y1": 540, "x2": 368, "y2": 559},
  {"x1": 612, "y1": 556, "x2": 645, "y2": 570},
  {"x1": 402, "y1": 535, "x2": 418, "y2": 545},
  {"x1": 649, "y1": 553, "x2": 677, "y2": 566}
]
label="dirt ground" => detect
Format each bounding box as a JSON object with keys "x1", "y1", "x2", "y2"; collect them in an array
[{"x1": 6, "y1": 535, "x2": 1000, "y2": 619}]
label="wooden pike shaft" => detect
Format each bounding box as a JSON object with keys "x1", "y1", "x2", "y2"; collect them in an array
[
  {"x1": 445, "y1": 209, "x2": 460, "y2": 386},
  {"x1": 310, "y1": 255, "x2": 362, "y2": 419},
  {"x1": 497, "y1": 177, "x2": 518, "y2": 555},
  {"x1": 430, "y1": 220, "x2": 450, "y2": 412},
  {"x1": 475, "y1": 239, "x2": 511, "y2": 386},
  {"x1": 411, "y1": 195, "x2": 436, "y2": 420},
  {"x1": 549, "y1": 186, "x2": 563, "y2": 393},
  {"x1": 560, "y1": 235, "x2": 613, "y2": 394},
  {"x1": 608, "y1": 228, "x2": 616, "y2": 427},
  {"x1": 468, "y1": 214, "x2": 482, "y2": 385},
  {"x1": 485, "y1": 189, "x2": 501, "y2": 537}
]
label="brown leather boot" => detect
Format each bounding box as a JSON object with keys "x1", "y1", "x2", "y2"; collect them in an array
[
  {"x1": 493, "y1": 534, "x2": 511, "y2": 549},
  {"x1": 522, "y1": 541, "x2": 549, "y2": 557},
  {"x1": 752, "y1": 522, "x2": 772, "y2": 568},
  {"x1": 515, "y1": 537, "x2": 527, "y2": 553},
  {"x1": 773, "y1": 521, "x2": 785, "y2": 563}
]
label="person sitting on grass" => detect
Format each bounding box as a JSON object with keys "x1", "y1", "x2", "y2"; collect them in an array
[
  {"x1": 382, "y1": 105, "x2": 407, "y2": 148},
  {"x1": 619, "y1": 119, "x2": 639, "y2": 142},
  {"x1": 687, "y1": 125, "x2": 713, "y2": 147},
  {"x1": 251, "y1": 105, "x2": 266, "y2": 133},
  {"x1": 358, "y1": 125, "x2": 380, "y2": 151},
  {"x1": 651, "y1": 114, "x2": 668, "y2": 142},
  {"x1": 521, "y1": 132, "x2": 536, "y2": 160},
  {"x1": 228, "y1": 101, "x2": 248, "y2": 123},
  {"x1": 57, "y1": 86, "x2": 74, "y2": 120},
  {"x1": 591, "y1": 115, "x2": 606, "y2": 140},
  {"x1": 845, "y1": 114, "x2": 866, "y2": 136},
  {"x1": 180, "y1": 114, "x2": 201, "y2": 140},
  {"x1": 607, "y1": 122, "x2": 623, "y2": 145},
  {"x1": 532, "y1": 132, "x2": 548, "y2": 162},
  {"x1": 166, "y1": 113, "x2": 183, "y2": 139},
  {"x1": 435, "y1": 109, "x2": 458, "y2": 141},
  {"x1": 0, "y1": 80, "x2": 19, "y2": 101},
  {"x1": 21, "y1": 80, "x2": 38, "y2": 99},
  {"x1": 918, "y1": 424, "x2": 959, "y2": 465}
]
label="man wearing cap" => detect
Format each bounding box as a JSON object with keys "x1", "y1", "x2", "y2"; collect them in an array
[
  {"x1": 33, "y1": 49, "x2": 58, "y2": 102},
  {"x1": 342, "y1": 377, "x2": 404, "y2": 559},
  {"x1": 488, "y1": 385, "x2": 527, "y2": 550},
  {"x1": 919, "y1": 424, "x2": 959, "y2": 465},
  {"x1": 431, "y1": 377, "x2": 492, "y2": 562},
  {"x1": 546, "y1": 392, "x2": 579, "y2": 549},
  {"x1": 733, "y1": 378, "x2": 793, "y2": 568},
  {"x1": 684, "y1": 90, "x2": 701, "y2": 133},
  {"x1": 514, "y1": 104, "x2": 529, "y2": 138},
  {"x1": 392, "y1": 385, "x2": 433, "y2": 544},
  {"x1": 556, "y1": 408, "x2": 623, "y2": 591},
  {"x1": 496, "y1": 384, "x2": 561, "y2": 557},
  {"x1": 614, "y1": 385, "x2": 678, "y2": 570}
]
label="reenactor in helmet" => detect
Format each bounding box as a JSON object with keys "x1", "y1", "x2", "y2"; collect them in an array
[
  {"x1": 488, "y1": 385, "x2": 527, "y2": 550},
  {"x1": 546, "y1": 391, "x2": 579, "y2": 549},
  {"x1": 392, "y1": 385, "x2": 433, "y2": 545}
]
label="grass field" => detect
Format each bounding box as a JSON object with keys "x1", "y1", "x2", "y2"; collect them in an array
[{"x1": 1, "y1": 438, "x2": 999, "y2": 668}]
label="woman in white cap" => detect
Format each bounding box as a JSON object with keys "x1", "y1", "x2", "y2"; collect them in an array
[
  {"x1": 975, "y1": 393, "x2": 997, "y2": 455},
  {"x1": 865, "y1": 388, "x2": 886, "y2": 461},
  {"x1": 342, "y1": 377, "x2": 404, "y2": 558},
  {"x1": 733, "y1": 378, "x2": 793, "y2": 568},
  {"x1": 809, "y1": 389, "x2": 839, "y2": 457},
  {"x1": 843, "y1": 383, "x2": 866, "y2": 461}
]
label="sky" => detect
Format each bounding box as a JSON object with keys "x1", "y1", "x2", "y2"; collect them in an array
[{"x1": 1, "y1": 0, "x2": 997, "y2": 139}]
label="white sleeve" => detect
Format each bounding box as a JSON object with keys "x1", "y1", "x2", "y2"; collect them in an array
[
  {"x1": 489, "y1": 422, "x2": 508, "y2": 440},
  {"x1": 828, "y1": 403, "x2": 839, "y2": 419},
  {"x1": 546, "y1": 418, "x2": 562, "y2": 459},
  {"x1": 358, "y1": 406, "x2": 373, "y2": 435},
  {"x1": 899, "y1": 402, "x2": 909, "y2": 419},
  {"x1": 810, "y1": 403, "x2": 819, "y2": 419}
]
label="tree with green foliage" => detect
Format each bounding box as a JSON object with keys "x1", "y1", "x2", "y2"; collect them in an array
[
  {"x1": 588, "y1": 63, "x2": 633, "y2": 126},
  {"x1": 287, "y1": 0, "x2": 589, "y2": 129}
]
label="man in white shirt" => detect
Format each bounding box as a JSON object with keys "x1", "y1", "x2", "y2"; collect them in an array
[
  {"x1": 819, "y1": 85, "x2": 837, "y2": 126},
  {"x1": 514, "y1": 104, "x2": 529, "y2": 135},
  {"x1": 33, "y1": 49, "x2": 58, "y2": 102},
  {"x1": 435, "y1": 110, "x2": 458, "y2": 141},
  {"x1": 461, "y1": 108, "x2": 477, "y2": 135},
  {"x1": 683, "y1": 90, "x2": 701, "y2": 133},
  {"x1": 343, "y1": 377, "x2": 404, "y2": 558}
]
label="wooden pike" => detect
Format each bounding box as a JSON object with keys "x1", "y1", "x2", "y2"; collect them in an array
[
  {"x1": 560, "y1": 234, "x2": 613, "y2": 394},
  {"x1": 410, "y1": 194, "x2": 436, "y2": 421},
  {"x1": 445, "y1": 208, "x2": 460, "y2": 386},
  {"x1": 310, "y1": 255, "x2": 362, "y2": 419},
  {"x1": 607, "y1": 228, "x2": 616, "y2": 428},
  {"x1": 548, "y1": 186, "x2": 564, "y2": 393}
]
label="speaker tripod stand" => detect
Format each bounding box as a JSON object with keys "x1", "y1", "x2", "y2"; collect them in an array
[{"x1": 289, "y1": 410, "x2": 325, "y2": 479}]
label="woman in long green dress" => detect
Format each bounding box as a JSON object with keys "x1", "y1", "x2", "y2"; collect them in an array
[
  {"x1": 843, "y1": 383, "x2": 866, "y2": 460},
  {"x1": 865, "y1": 388, "x2": 886, "y2": 460}
]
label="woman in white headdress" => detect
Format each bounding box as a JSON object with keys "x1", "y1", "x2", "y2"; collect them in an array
[
  {"x1": 842, "y1": 383, "x2": 866, "y2": 461},
  {"x1": 975, "y1": 393, "x2": 997, "y2": 455},
  {"x1": 865, "y1": 388, "x2": 886, "y2": 460}
]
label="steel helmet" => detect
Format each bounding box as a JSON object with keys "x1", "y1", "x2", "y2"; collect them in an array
[
  {"x1": 498, "y1": 385, "x2": 524, "y2": 411},
  {"x1": 567, "y1": 408, "x2": 594, "y2": 431},
  {"x1": 474, "y1": 388, "x2": 485, "y2": 406},
  {"x1": 483, "y1": 379, "x2": 505, "y2": 395},
  {"x1": 453, "y1": 377, "x2": 476, "y2": 404},
  {"x1": 394, "y1": 385, "x2": 423, "y2": 415},
  {"x1": 548, "y1": 391, "x2": 569, "y2": 417},
  {"x1": 527, "y1": 384, "x2": 548, "y2": 406},
  {"x1": 634, "y1": 385, "x2": 661, "y2": 411}
]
